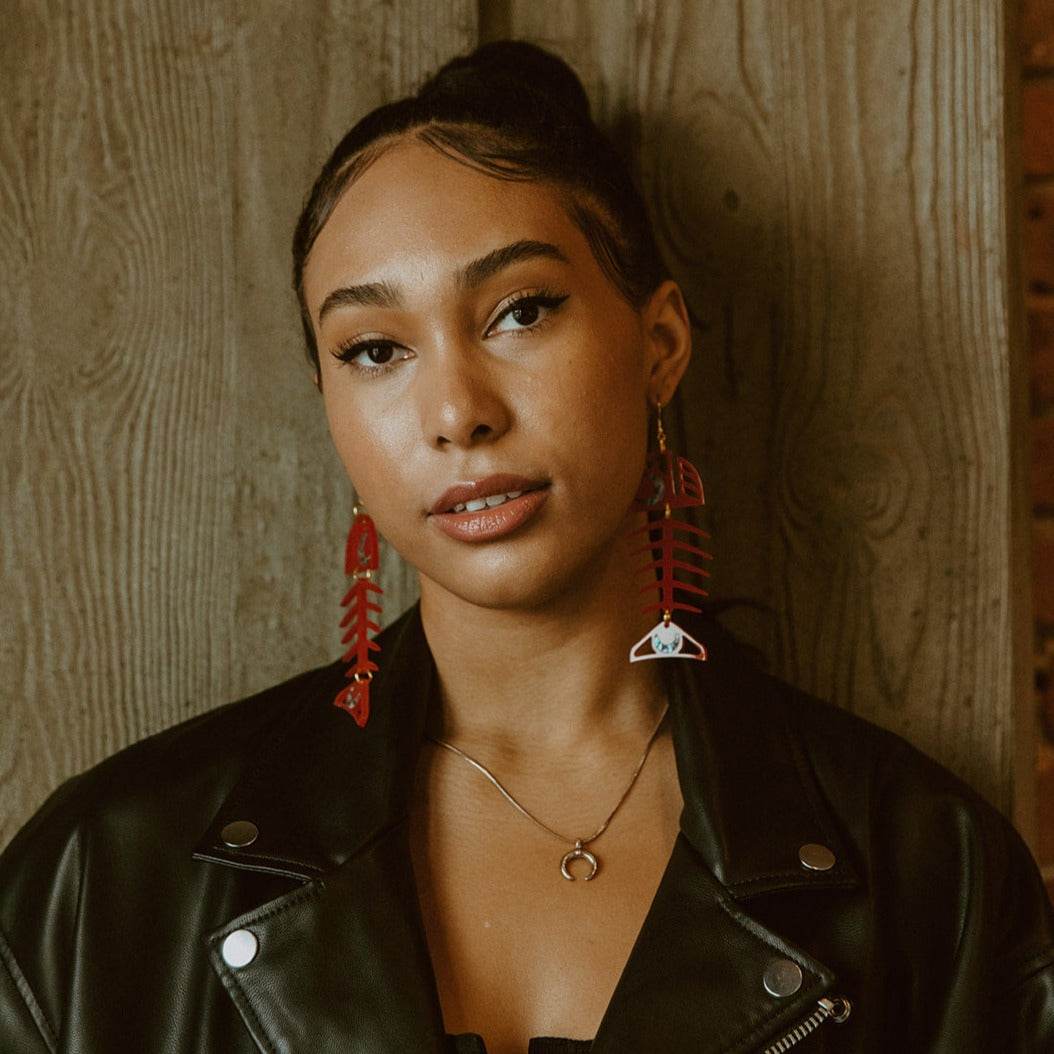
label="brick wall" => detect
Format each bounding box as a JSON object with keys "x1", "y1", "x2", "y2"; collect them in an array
[{"x1": 1024, "y1": 0, "x2": 1054, "y2": 904}]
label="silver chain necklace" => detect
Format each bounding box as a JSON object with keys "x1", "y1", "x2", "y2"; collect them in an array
[{"x1": 427, "y1": 703, "x2": 669, "y2": 882}]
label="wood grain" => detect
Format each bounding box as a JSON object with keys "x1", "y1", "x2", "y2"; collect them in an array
[
  {"x1": 0, "y1": 0, "x2": 473, "y2": 847},
  {"x1": 0, "y1": 0, "x2": 1031, "y2": 849},
  {"x1": 486, "y1": 0, "x2": 1031, "y2": 821},
  {"x1": 768, "y1": 1, "x2": 1027, "y2": 814}
]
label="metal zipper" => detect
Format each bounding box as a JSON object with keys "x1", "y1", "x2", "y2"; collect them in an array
[{"x1": 761, "y1": 996, "x2": 852, "y2": 1053}]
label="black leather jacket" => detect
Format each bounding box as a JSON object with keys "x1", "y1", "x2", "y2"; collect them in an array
[{"x1": 1, "y1": 608, "x2": 1052, "y2": 1052}]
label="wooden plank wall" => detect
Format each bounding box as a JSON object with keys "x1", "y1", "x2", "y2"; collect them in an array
[
  {"x1": 0, "y1": 0, "x2": 463, "y2": 844},
  {"x1": 482, "y1": 0, "x2": 1031, "y2": 826},
  {"x1": 0, "y1": 0, "x2": 1032, "y2": 847}
]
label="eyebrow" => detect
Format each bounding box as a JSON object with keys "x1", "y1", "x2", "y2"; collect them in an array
[
  {"x1": 317, "y1": 280, "x2": 401, "y2": 324},
  {"x1": 315, "y1": 239, "x2": 569, "y2": 325},
  {"x1": 457, "y1": 239, "x2": 568, "y2": 289}
]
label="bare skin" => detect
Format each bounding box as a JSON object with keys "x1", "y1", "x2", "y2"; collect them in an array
[
  {"x1": 303, "y1": 139, "x2": 693, "y2": 1051},
  {"x1": 410, "y1": 720, "x2": 681, "y2": 1047},
  {"x1": 411, "y1": 527, "x2": 683, "y2": 1047}
]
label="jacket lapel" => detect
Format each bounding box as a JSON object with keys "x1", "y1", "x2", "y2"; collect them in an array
[
  {"x1": 592, "y1": 837, "x2": 835, "y2": 1053},
  {"x1": 204, "y1": 824, "x2": 447, "y2": 1053},
  {"x1": 194, "y1": 610, "x2": 447, "y2": 1052},
  {"x1": 670, "y1": 643, "x2": 858, "y2": 898},
  {"x1": 593, "y1": 634, "x2": 859, "y2": 1051},
  {"x1": 192, "y1": 608, "x2": 858, "y2": 1052}
]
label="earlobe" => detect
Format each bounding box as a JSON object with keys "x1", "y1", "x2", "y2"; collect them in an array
[{"x1": 643, "y1": 279, "x2": 692, "y2": 405}]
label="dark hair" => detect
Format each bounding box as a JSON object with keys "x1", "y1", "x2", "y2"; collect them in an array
[{"x1": 292, "y1": 41, "x2": 670, "y2": 370}]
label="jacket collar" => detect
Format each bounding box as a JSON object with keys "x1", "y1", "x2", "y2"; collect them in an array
[
  {"x1": 194, "y1": 606, "x2": 857, "y2": 1052},
  {"x1": 194, "y1": 609, "x2": 434, "y2": 880},
  {"x1": 670, "y1": 634, "x2": 857, "y2": 897}
]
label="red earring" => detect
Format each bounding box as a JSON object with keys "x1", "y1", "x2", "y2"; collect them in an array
[
  {"x1": 333, "y1": 505, "x2": 383, "y2": 725},
  {"x1": 629, "y1": 402, "x2": 711, "y2": 662}
]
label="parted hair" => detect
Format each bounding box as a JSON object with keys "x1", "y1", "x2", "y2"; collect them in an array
[{"x1": 291, "y1": 40, "x2": 669, "y2": 369}]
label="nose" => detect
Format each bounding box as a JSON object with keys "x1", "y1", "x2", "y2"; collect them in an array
[{"x1": 419, "y1": 349, "x2": 512, "y2": 449}]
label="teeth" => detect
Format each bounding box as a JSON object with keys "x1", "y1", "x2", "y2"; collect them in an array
[{"x1": 451, "y1": 491, "x2": 526, "y2": 514}]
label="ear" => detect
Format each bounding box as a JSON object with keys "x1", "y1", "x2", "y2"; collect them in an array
[{"x1": 641, "y1": 280, "x2": 692, "y2": 405}]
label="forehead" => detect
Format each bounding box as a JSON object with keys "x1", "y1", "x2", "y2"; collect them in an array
[{"x1": 303, "y1": 139, "x2": 590, "y2": 302}]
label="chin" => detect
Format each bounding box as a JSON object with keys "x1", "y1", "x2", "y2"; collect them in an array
[
  {"x1": 420, "y1": 572, "x2": 567, "y2": 615},
  {"x1": 422, "y1": 538, "x2": 630, "y2": 619}
]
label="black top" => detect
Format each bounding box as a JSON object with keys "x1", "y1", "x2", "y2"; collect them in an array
[{"x1": 449, "y1": 1037, "x2": 591, "y2": 1053}]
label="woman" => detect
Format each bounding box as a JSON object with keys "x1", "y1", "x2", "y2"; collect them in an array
[{"x1": 0, "y1": 41, "x2": 1051, "y2": 1054}]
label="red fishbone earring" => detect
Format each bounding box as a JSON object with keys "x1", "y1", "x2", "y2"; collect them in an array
[
  {"x1": 333, "y1": 505, "x2": 383, "y2": 725},
  {"x1": 630, "y1": 402, "x2": 712, "y2": 662}
]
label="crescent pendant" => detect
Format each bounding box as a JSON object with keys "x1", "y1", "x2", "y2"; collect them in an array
[{"x1": 560, "y1": 842, "x2": 599, "y2": 882}]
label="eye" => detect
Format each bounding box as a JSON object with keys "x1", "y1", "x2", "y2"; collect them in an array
[
  {"x1": 331, "y1": 338, "x2": 412, "y2": 372},
  {"x1": 486, "y1": 291, "x2": 569, "y2": 337}
]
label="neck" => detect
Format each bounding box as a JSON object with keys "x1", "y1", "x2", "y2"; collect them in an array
[{"x1": 417, "y1": 534, "x2": 664, "y2": 759}]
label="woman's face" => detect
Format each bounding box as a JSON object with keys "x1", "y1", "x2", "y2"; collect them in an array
[{"x1": 302, "y1": 139, "x2": 687, "y2": 613}]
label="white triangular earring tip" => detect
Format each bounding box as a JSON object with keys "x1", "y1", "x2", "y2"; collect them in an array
[{"x1": 629, "y1": 619, "x2": 707, "y2": 663}]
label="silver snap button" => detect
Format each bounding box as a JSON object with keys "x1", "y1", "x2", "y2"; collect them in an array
[
  {"x1": 221, "y1": 821, "x2": 259, "y2": 848},
  {"x1": 763, "y1": 959, "x2": 803, "y2": 997},
  {"x1": 221, "y1": 929, "x2": 258, "y2": 968},
  {"x1": 798, "y1": 843, "x2": 836, "y2": 872}
]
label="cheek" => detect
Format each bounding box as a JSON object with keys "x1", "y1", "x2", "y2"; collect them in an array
[
  {"x1": 323, "y1": 390, "x2": 385, "y2": 487},
  {"x1": 322, "y1": 392, "x2": 358, "y2": 471},
  {"x1": 323, "y1": 388, "x2": 421, "y2": 514},
  {"x1": 562, "y1": 350, "x2": 651, "y2": 449},
  {"x1": 547, "y1": 354, "x2": 651, "y2": 515}
]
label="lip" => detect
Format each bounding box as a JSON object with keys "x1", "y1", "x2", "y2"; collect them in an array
[
  {"x1": 429, "y1": 474, "x2": 550, "y2": 543},
  {"x1": 429, "y1": 474, "x2": 547, "y2": 515}
]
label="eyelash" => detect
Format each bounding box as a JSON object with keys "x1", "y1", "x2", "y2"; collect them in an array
[
  {"x1": 331, "y1": 337, "x2": 404, "y2": 372},
  {"x1": 329, "y1": 288, "x2": 569, "y2": 373},
  {"x1": 486, "y1": 288, "x2": 569, "y2": 336}
]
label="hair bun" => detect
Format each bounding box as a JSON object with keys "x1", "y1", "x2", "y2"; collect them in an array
[
  {"x1": 293, "y1": 39, "x2": 668, "y2": 371},
  {"x1": 421, "y1": 40, "x2": 591, "y2": 122}
]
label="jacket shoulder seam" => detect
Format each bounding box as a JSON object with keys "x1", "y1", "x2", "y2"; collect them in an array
[{"x1": 0, "y1": 925, "x2": 58, "y2": 1053}]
